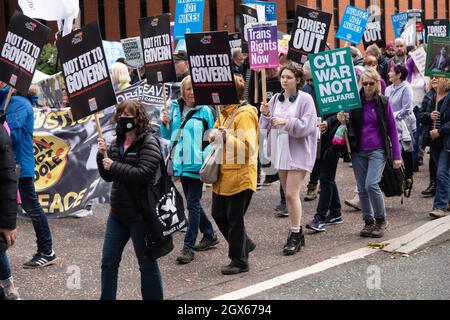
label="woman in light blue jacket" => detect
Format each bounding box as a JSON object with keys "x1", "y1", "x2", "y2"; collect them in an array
[{"x1": 161, "y1": 75, "x2": 218, "y2": 264}]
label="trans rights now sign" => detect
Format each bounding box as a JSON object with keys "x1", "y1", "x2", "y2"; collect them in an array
[{"x1": 309, "y1": 47, "x2": 361, "y2": 116}]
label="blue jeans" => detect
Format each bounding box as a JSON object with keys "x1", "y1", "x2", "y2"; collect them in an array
[
  {"x1": 315, "y1": 149, "x2": 341, "y2": 221},
  {"x1": 0, "y1": 254, "x2": 12, "y2": 283},
  {"x1": 352, "y1": 150, "x2": 387, "y2": 222},
  {"x1": 431, "y1": 148, "x2": 450, "y2": 211},
  {"x1": 19, "y1": 178, "x2": 53, "y2": 254},
  {"x1": 181, "y1": 176, "x2": 214, "y2": 249},
  {"x1": 101, "y1": 215, "x2": 163, "y2": 300}
]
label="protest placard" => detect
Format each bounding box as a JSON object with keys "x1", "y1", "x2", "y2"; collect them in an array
[
  {"x1": 0, "y1": 11, "x2": 50, "y2": 94},
  {"x1": 229, "y1": 33, "x2": 242, "y2": 50},
  {"x1": 240, "y1": 4, "x2": 260, "y2": 53},
  {"x1": 407, "y1": 10, "x2": 423, "y2": 44},
  {"x1": 287, "y1": 5, "x2": 332, "y2": 65},
  {"x1": 102, "y1": 40, "x2": 125, "y2": 68},
  {"x1": 401, "y1": 19, "x2": 417, "y2": 46},
  {"x1": 336, "y1": 5, "x2": 370, "y2": 45},
  {"x1": 309, "y1": 47, "x2": 361, "y2": 116},
  {"x1": 391, "y1": 12, "x2": 408, "y2": 39},
  {"x1": 425, "y1": 36, "x2": 450, "y2": 78},
  {"x1": 247, "y1": 22, "x2": 278, "y2": 70},
  {"x1": 186, "y1": 31, "x2": 239, "y2": 105},
  {"x1": 121, "y1": 37, "x2": 144, "y2": 69},
  {"x1": 424, "y1": 20, "x2": 449, "y2": 43},
  {"x1": 243, "y1": 0, "x2": 276, "y2": 21},
  {"x1": 363, "y1": 15, "x2": 386, "y2": 49},
  {"x1": 174, "y1": 0, "x2": 205, "y2": 40},
  {"x1": 410, "y1": 47, "x2": 427, "y2": 76},
  {"x1": 139, "y1": 14, "x2": 176, "y2": 85},
  {"x1": 56, "y1": 22, "x2": 117, "y2": 121}
]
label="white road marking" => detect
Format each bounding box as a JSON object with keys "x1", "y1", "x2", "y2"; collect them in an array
[{"x1": 211, "y1": 247, "x2": 376, "y2": 300}]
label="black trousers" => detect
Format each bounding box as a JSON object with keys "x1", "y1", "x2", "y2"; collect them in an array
[{"x1": 212, "y1": 189, "x2": 254, "y2": 267}]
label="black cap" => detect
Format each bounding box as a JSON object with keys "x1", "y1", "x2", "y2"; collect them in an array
[{"x1": 173, "y1": 50, "x2": 188, "y2": 62}]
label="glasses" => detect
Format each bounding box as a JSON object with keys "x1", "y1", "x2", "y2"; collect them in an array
[{"x1": 362, "y1": 82, "x2": 376, "y2": 87}]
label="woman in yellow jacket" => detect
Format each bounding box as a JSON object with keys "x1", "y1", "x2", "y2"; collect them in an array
[{"x1": 209, "y1": 75, "x2": 259, "y2": 275}]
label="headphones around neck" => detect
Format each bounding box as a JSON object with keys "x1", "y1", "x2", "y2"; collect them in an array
[{"x1": 278, "y1": 91, "x2": 298, "y2": 103}]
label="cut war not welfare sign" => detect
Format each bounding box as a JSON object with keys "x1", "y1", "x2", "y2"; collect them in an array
[
  {"x1": 0, "y1": 11, "x2": 50, "y2": 94},
  {"x1": 56, "y1": 22, "x2": 117, "y2": 121},
  {"x1": 309, "y1": 47, "x2": 361, "y2": 116}
]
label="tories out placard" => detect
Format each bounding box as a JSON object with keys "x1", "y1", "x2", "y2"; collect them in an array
[
  {"x1": 139, "y1": 14, "x2": 176, "y2": 84},
  {"x1": 336, "y1": 5, "x2": 370, "y2": 45},
  {"x1": 424, "y1": 20, "x2": 449, "y2": 42},
  {"x1": 247, "y1": 22, "x2": 278, "y2": 70},
  {"x1": 174, "y1": 0, "x2": 205, "y2": 40},
  {"x1": 185, "y1": 32, "x2": 239, "y2": 105},
  {"x1": 56, "y1": 22, "x2": 117, "y2": 121},
  {"x1": 309, "y1": 47, "x2": 361, "y2": 115},
  {"x1": 287, "y1": 5, "x2": 332, "y2": 65},
  {"x1": 229, "y1": 33, "x2": 242, "y2": 50},
  {"x1": 121, "y1": 37, "x2": 144, "y2": 69},
  {"x1": 363, "y1": 15, "x2": 386, "y2": 49},
  {"x1": 0, "y1": 11, "x2": 50, "y2": 94}
]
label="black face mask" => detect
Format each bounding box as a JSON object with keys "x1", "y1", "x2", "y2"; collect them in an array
[{"x1": 118, "y1": 117, "x2": 136, "y2": 133}]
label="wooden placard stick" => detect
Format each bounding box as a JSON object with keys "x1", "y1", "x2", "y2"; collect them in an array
[
  {"x1": 94, "y1": 113, "x2": 108, "y2": 158},
  {"x1": 215, "y1": 106, "x2": 223, "y2": 127},
  {"x1": 162, "y1": 82, "x2": 169, "y2": 129},
  {"x1": 254, "y1": 70, "x2": 259, "y2": 104},
  {"x1": 3, "y1": 87, "x2": 14, "y2": 112},
  {"x1": 261, "y1": 68, "x2": 267, "y2": 104}
]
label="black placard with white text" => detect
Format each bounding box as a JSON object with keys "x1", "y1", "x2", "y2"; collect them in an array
[
  {"x1": 139, "y1": 14, "x2": 176, "y2": 84},
  {"x1": 240, "y1": 5, "x2": 259, "y2": 53},
  {"x1": 424, "y1": 20, "x2": 450, "y2": 43},
  {"x1": 185, "y1": 32, "x2": 239, "y2": 105},
  {"x1": 287, "y1": 6, "x2": 332, "y2": 65},
  {"x1": 56, "y1": 22, "x2": 117, "y2": 121},
  {"x1": 363, "y1": 15, "x2": 386, "y2": 49},
  {"x1": 0, "y1": 11, "x2": 50, "y2": 94}
]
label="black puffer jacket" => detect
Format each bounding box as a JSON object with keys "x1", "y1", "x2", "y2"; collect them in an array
[
  {"x1": 97, "y1": 131, "x2": 161, "y2": 222},
  {"x1": 0, "y1": 113, "x2": 18, "y2": 230}
]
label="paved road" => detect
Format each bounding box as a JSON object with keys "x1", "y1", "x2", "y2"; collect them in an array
[
  {"x1": 7, "y1": 155, "x2": 449, "y2": 300},
  {"x1": 246, "y1": 239, "x2": 450, "y2": 300}
]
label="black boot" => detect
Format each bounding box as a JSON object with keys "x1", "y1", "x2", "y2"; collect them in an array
[
  {"x1": 421, "y1": 181, "x2": 436, "y2": 198},
  {"x1": 283, "y1": 229, "x2": 305, "y2": 256}
]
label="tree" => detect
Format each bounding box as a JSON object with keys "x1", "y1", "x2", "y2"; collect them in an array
[{"x1": 37, "y1": 44, "x2": 62, "y2": 75}]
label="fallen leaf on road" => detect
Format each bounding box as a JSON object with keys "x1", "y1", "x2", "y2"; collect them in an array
[{"x1": 367, "y1": 242, "x2": 389, "y2": 249}]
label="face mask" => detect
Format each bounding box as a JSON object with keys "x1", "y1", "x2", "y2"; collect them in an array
[{"x1": 119, "y1": 117, "x2": 136, "y2": 133}]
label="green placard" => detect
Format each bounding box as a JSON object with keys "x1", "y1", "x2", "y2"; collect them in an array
[
  {"x1": 425, "y1": 36, "x2": 450, "y2": 78},
  {"x1": 308, "y1": 47, "x2": 361, "y2": 115}
]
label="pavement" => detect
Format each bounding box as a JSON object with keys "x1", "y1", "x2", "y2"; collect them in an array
[{"x1": 7, "y1": 154, "x2": 450, "y2": 300}]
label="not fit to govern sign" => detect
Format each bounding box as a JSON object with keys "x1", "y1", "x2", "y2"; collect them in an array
[
  {"x1": 139, "y1": 14, "x2": 176, "y2": 85},
  {"x1": 247, "y1": 22, "x2": 278, "y2": 70},
  {"x1": 309, "y1": 47, "x2": 361, "y2": 116},
  {"x1": 336, "y1": 5, "x2": 370, "y2": 45},
  {"x1": 0, "y1": 11, "x2": 50, "y2": 94},
  {"x1": 56, "y1": 22, "x2": 117, "y2": 121},
  {"x1": 185, "y1": 31, "x2": 238, "y2": 105}
]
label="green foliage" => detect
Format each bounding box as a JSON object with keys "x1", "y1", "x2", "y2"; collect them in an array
[{"x1": 37, "y1": 44, "x2": 62, "y2": 75}]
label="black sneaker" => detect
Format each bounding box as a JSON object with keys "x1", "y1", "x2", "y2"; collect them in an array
[
  {"x1": 306, "y1": 217, "x2": 326, "y2": 232},
  {"x1": 194, "y1": 234, "x2": 219, "y2": 251},
  {"x1": 23, "y1": 250, "x2": 57, "y2": 269},
  {"x1": 275, "y1": 203, "x2": 287, "y2": 212},
  {"x1": 325, "y1": 215, "x2": 343, "y2": 226},
  {"x1": 176, "y1": 247, "x2": 195, "y2": 264}
]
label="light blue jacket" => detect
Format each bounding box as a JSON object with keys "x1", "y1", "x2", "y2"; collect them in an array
[{"x1": 160, "y1": 99, "x2": 215, "y2": 179}]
